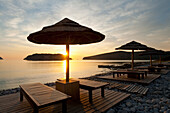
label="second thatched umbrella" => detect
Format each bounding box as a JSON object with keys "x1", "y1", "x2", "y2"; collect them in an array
[
  {"x1": 27, "y1": 18, "x2": 105, "y2": 82},
  {"x1": 140, "y1": 48, "x2": 165, "y2": 66},
  {"x1": 116, "y1": 41, "x2": 150, "y2": 70}
]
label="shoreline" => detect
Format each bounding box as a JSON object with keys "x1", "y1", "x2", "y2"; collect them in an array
[
  {"x1": 0, "y1": 82, "x2": 56, "y2": 96},
  {"x1": 0, "y1": 72, "x2": 111, "y2": 96}
]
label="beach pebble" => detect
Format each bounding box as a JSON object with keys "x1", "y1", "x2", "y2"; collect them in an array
[
  {"x1": 126, "y1": 102, "x2": 132, "y2": 107},
  {"x1": 137, "y1": 105, "x2": 144, "y2": 111},
  {"x1": 164, "y1": 109, "x2": 170, "y2": 113},
  {"x1": 117, "y1": 110, "x2": 128, "y2": 113},
  {"x1": 123, "y1": 107, "x2": 130, "y2": 112},
  {"x1": 153, "y1": 104, "x2": 160, "y2": 109},
  {"x1": 159, "y1": 100, "x2": 164, "y2": 105},
  {"x1": 130, "y1": 107, "x2": 136, "y2": 112},
  {"x1": 120, "y1": 104, "x2": 126, "y2": 108},
  {"x1": 151, "y1": 99, "x2": 159, "y2": 104},
  {"x1": 146, "y1": 99, "x2": 152, "y2": 104},
  {"x1": 160, "y1": 110, "x2": 164, "y2": 113},
  {"x1": 153, "y1": 108, "x2": 159, "y2": 112},
  {"x1": 107, "y1": 108, "x2": 115, "y2": 113},
  {"x1": 136, "y1": 111, "x2": 145, "y2": 113},
  {"x1": 144, "y1": 106, "x2": 149, "y2": 112}
]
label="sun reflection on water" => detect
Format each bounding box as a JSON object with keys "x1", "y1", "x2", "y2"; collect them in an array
[{"x1": 63, "y1": 60, "x2": 66, "y2": 79}]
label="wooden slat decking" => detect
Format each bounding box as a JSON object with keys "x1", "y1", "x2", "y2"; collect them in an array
[
  {"x1": 108, "y1": 83, "x2": 149, "y2": 95},
  {"x1": 97, "y1": 74, "x2": 160, "y2": 84},
  {"x1": 0, "y1": 88, "x2": 130, "y2": 113}
]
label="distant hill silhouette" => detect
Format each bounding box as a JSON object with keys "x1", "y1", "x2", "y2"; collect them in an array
[
  {"x1": 0, "y1": 57, "x2": 3, "y2": 60},
  {"x1": 24, "y1": 53, "x2": 72, "y2": 61},
  {"x1": 83, "y1": 51, "x2": 170, "y2": 60}
]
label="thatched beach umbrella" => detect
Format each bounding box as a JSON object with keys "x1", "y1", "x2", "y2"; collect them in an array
[
  {"x1": 140, "y1": 48, "x2": 165, "y2": 66},
  {"x1": 27, "y1": 18, "x2": 105, "y2": 82},
  {"x1": 116, "y1": 41, "x2": 150, "y2": 70}
]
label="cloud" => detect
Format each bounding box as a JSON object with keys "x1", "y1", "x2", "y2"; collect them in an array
[{"x1": 6, "y1": 17, "x2": 24, "y2": 28}]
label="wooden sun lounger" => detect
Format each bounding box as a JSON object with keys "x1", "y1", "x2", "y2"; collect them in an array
[{"x1": 19, "y1": 83, "x2": 71, "y2": 113}]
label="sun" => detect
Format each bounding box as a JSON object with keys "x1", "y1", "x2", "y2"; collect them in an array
[{"x1": 60, "y1": 51, "x2": 68, "y2": 56}]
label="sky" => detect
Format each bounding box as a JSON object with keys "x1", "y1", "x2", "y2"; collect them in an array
[{"x1": 0, "y1": 0, "x2": 170, "y2": 60}]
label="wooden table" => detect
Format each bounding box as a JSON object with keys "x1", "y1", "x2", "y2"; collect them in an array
[
  {"x1": 20, "y1": 83, "x2": 71, "y2": 113},
  {"x1": 111, "y1": 70, "x2": 145, "y2": 79},
  {"x1": 137, "y1": 66, "x2": 166, "y2": 72},
  {"x1": 153, "y1": 64, "x2": 170, "y2": 68},
  {"x1": 77, "y1": 79, "x2": 109, "y2": 103}
]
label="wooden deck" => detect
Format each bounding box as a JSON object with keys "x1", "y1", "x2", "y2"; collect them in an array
[
  {"x1": 0, "y1": 88, "x2": 130, "y2": 113},
  {"x1": 108, "y1": 83, "x2": 149, "y2": 95},
  {"x1": 158, "y1": 69, "x2": 169, "y2": 75},
  {"x1": 97, "y1": 74, "x2": 160, "y2": 85}
]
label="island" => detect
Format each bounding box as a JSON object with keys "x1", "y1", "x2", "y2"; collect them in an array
[
  {"x1": 24, "y1": 53, "x2": 72, "y2": 61},
  {"x1": 83, "y1": 51, "x2": 170, "y2": 60}
]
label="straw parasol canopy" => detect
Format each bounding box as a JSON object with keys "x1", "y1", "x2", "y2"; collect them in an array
[
  {"x1": 27, "y1": 18, "x2": 105, "y2": 82},
  {"x1": 140, "y1": 48, "x2": 165, "y2": 66},
  {"x1": 27, "y1": 18, "x2": 104, "y2": 45},
  {"x1": 115, "y1": 41, "x2": 150, "y2": 70}
]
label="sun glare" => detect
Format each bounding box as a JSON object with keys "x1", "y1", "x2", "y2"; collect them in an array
[
  {"x1": 60, "y1": 52, "x2": 67, "y2": 56},
  {"x1": 62, "y1": 60, "x2": 72, "y2": 80}
]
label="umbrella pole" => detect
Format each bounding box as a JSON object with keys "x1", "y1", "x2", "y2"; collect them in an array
[
  {"x1": 66, "y1": 44, "x2": 69, "y2": 82},
  {"x1": 131, "y1": 49, "x2": 134, "y2": 70},
  {"x1": 150, "y1": 55, "x2": 152, "y2": 66},
  {"x1": 159, "y1": 55, "x2": 161, "y2": 64}
]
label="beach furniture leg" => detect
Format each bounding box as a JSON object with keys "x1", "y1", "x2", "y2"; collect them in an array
[
  {"x1": 62, "y1": 100, "x2": 67, "y2": 113},
  {"x1": 138, "y1": 74, "x2": 140, "y2": 80},
  {"x1": 20, "y1": 89, "x2": 23, "y2": 101},
  {"x1": 145, "y1": 71, "x2": 147, "y2": 77},
  {"x1": 113, "y1": 72, "x2": 115, "y2": 78},
  {"x1": 157, "y1": 68, "x2": 161, "y2": 72},
  {"x1": 142, "y1": 73, "x2": 144, "y2": 79},
  {"x1": 33, "y1": 108, "x2": 38, "y2": 113},
  {"x1": 101, "y1": 87, "x2": 104, "y2": 97},
  {"x1": 89, "y1": 90, "x2": 92, "y2": 103}
]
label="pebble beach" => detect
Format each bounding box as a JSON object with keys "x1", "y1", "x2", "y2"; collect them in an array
[{"x1": 106, "y1": 71, "x2": 170, "y2": 113}]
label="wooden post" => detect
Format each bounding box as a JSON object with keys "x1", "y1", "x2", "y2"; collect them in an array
[
  {"x1": 66, "y1": 44, "x2": 69, "y2": 82},
  {"x1": 159, "y1": 55, "x2": 161, "y2": 64},
  {"x1": 131, "y1": 49, "x2": 134, "y2": 70},
  {"x1": 150, "y1": 55, "x2": 152, "y2": 66},
  {"x1": 20, "y1": 89, "x2": 23, "y2": 101}
]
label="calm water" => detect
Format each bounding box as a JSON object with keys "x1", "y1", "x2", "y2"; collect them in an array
[{"x1": 0, "y1": 60, "x2": 148, "y2": 90}]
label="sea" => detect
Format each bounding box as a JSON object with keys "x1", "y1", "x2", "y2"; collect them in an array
[{"x1": 0, "y1": 60, "x2": 149, "y2": 90}]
